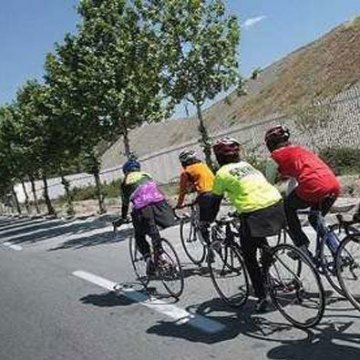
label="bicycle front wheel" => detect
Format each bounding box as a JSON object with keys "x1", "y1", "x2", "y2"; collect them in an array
[
  {"x1": 336, "y1": 234, "x2": 360, "y2": 311},
  {"x1": 208, "y1": 243, "x2": 249, "y2": 308},
  {"x1": 319, "y1": 235, "x2": 344, "y2": 296},
  {"x1": 159, "y1": 238, "x2": 184, "y2": 299},
  {"x1": 267, "y1": 243, "x2": 325, "y2": 329},
  {"x1": 129, "y1": 235, "x2": 150, "y2": 286},
  {"x1": 180, "y1": 217, "x2": 206, "y2": 265}
]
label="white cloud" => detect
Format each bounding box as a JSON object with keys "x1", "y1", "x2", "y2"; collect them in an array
[{"x1": 242, "y1": 15, "x2": 267, "y2": 29}]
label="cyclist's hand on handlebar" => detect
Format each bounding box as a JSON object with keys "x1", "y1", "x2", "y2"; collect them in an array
[
  {"x1": 113, "y1": 216, "x2": 131, "y2": 228},
  {"x1": 123, "y1": 216, "x2": 131, "y2": 224}
]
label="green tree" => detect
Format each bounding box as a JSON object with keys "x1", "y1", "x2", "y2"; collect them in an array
[
  {"x1": 44, "y1": 0, "x2": 172, "y2": 213},
  {"x1": 146, "y1": 0, "x2": 241, "y2": 168},
  {"x1": 76, "y1": 0, "x2": 170, "y2": 157},
  {"x1": 16, "y1": 81, "x2": 57, "y2": 216},
  {"x1": 0, "y1": 105, "x2": 25, "y2": 214}
]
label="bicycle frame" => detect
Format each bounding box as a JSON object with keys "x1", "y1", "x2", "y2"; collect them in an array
[
  {"x1": 296, "y1": 209, "x2": 355, "y2": 284},
  {"x1": 297, "y1": 209, "x2": 336, "y2": 260}
]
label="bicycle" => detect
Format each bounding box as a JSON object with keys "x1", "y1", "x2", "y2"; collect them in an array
[
  {"x1": 206, "y1": 212, "x2": 249, "y2": 308},
  {"x1": 178, "y1": 203, "x2": 207, "y2": 265},
  {"x1": 335, "y1": 215, "x2": 360, "y2": 311},
  {"x1": 208, "y1": 212, "x2": 325, "y2": 329},
  {"x1": 278, "y1": 209, "x2": 360, "y2": 299},
  {"x1": 116, "y1": 218, "x2": 184, "y2": 299}
]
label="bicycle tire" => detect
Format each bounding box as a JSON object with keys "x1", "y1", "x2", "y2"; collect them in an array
[
  {"x1": 129, "y1": 235, "x2": 150, "y2": 287},
  {"x1": 208, "y1": 243, "x2": 249, "y2": 308},
  {"x1": 159, "y1": 238, "x2": 185, "y2": 299},
  {"x1": 180, "y1": 215, "x2": 206, "y2": 265},
  {"x1": 267, "y1": 243, "x2": 325, "y2": 329},
  {"x1": 336, "y1": 234, "x2": 360, "y2": 311},
  {"x1": 319, "y1": 234, "x2": 344, "y2": 296}
]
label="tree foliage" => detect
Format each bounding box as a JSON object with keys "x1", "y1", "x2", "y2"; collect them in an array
[{"x1": 144, "y1": 0, "x2": 241, "y2": 168}]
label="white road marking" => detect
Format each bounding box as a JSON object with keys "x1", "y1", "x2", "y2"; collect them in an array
[
  {"x1": 73, "y1": 270, "x2": 226, "y2": 334},
  {"x1": 2, "y1": 242, "x2": 22, "y2": 251}
]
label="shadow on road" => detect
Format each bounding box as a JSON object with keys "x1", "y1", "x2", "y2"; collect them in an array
[
  {"x1": 0, "y1": 218, "x2": 47, "y2": 232},
  {"x1": 0, "y1": 219, "x2": 68, "y2": 241},
  {"x1": 80, "y1": 292, "x2": 135, "y2": 307},
  {"x1": 49, "y1": 227, "x2": 132, "y2": 250},
  {"x1": 266, "y1": 321, "x2": 360, "y2": 360},
  {"x1": 146, "y1": 296, "x2": 360, "y2": 353},
  {"x1": 0, "y1": 216, "x2": 132, "y2": 250},
  {"x1": 146, "y1": 297, "x2": 263, "y2": 344}
]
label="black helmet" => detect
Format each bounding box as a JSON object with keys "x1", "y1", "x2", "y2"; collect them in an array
[
  {"x1": 179, "y1": 150, "x2": 198, "y2": 165},
  {"x1": 264, "y1": 125, "x2": 290, "y2": 151}
]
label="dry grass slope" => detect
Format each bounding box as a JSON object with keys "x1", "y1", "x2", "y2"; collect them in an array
[{"x1": 101, "y1": 18, "x2": 360, "y2": 170}]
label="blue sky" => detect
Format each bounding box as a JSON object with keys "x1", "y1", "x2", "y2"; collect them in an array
[{"x1": 1, "y1": 0, "x2": 360, "y2": 116}]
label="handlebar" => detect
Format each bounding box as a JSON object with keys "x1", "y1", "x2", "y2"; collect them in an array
[
  {"x1": 336, "y1": 213, "x2": 360, "y2": 227},
  {"x1": 112, "y1": 217, "x2": 131, "y2": 229},
  {"x1": 215, "y1": 211, "x2": 239, "y2": 226},
  {"x1": 175, "y1": 202, "x2": 196, "y2": 209}
]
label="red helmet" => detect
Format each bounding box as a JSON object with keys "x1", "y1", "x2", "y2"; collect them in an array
[
  {"x1": 264, "y1": 125, "x2": 290, "y2": 147},
  {"x1": 213, "y1": 137, "x2": 240, "y2": 157}
]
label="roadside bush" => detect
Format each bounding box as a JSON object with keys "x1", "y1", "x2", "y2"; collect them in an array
[
  {"x1": 68, "y1": 184, "x2": 99, "y2": 202},
  {"x1": 102, "y1": 179, "x2": 121, "y2": 199},
  {"x1": 319, "y1": 147, "x2": 360, "y2": 175}
]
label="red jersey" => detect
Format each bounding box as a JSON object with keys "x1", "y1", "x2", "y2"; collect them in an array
[{"x1": 271, "y1": 145, "x2": 340, "y2": 202}]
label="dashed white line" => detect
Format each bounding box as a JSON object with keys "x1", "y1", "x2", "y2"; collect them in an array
[
  {"x1": 2, "y1": 242, "x2": 22, "y2": 251},
  {"x1": 73, "y1": 270, "x2": 226, "y2": 334}
]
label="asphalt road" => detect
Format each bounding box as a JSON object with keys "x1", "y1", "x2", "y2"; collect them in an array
[{"x1": 1, "y1": 215, "x2": 360, "y2": 360}]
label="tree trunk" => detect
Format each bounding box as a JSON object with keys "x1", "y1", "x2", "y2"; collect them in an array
[
  {"x1": 60, "y1": 168, "x2": 74, "y2": 216},
  {"x1": 29, "y1": 174, "x2": 40, "y2": 214},
  {"x1": 42, "y1": 174, "x2": 56, "y2": 216},
  {"x1": 122, "y1": 124, "x2": 131, "y2": 158},
  {"x1": 11, "y1": 186, "x2": 22, "y2": 215},
  {"x1": 93, "y1": 166, "x2": 106, "y2": 214},
  {"x1": 196, "y1": 101, "x2": 213, "y2": 171},
  {"x1": 21, "y1": 180, "x2": 31, "y2": 214}
]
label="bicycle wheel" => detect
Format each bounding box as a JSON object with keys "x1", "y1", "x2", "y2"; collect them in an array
[
  {"x1": 336, "y1": 234, "x2": 360, "y2": 311},
  {"x1": 208, "y1": 243, "x2": 249, "y2": 308},
  {"x1": 319, "y1": 236, "x2": 344, "y2": 296},
  {"x1": 158, "y1": 238, "x2": 184, "y2": 299},
  {"x1": 180, "y1": 213, "x2": 206, "y2": 265},
  {"x1": 267, "y1": 243, "x2": 325, "y2": 329},
  {"x1": 129, "y1": 235, "x2": 150, "y2": 286}
]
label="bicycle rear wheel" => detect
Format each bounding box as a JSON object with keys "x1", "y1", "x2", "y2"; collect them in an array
[
  {"x1": 180, "y1": 215, "x2": 206, "y2": 265},
  {"x1": 208, "y1": 243, "x2": 249, "y2": 308},
  {"x1": 129, "y1": 235, "x2": 150, "y2": 286},
  {"x1": 267, "y1": 243, "x2": 325, "y2": 329},
  {"x1": 336, "y1": 234, "x2": 360, "y2": 311},
  {"x1": 158, "y1": 238, "x2": 184, "y2": 299}
]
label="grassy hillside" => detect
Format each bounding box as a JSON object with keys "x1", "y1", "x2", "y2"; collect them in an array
[{"x1": 101, "y1": 17, "x2": 360, "y2": 170}]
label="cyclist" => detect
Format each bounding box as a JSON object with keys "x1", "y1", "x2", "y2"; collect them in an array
[
  {"x1": 175, "y1": 150, "x2": 215, "y2": 248},
  {"x1": 264, "y1": 125, "x2": 341, "y2": 254},
  {"x1": 117, "y1": 159, "x2": 176, "y2": 274},
  {"x1": 210, "y1": 137, "x2": 286, "y2": 312}
]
